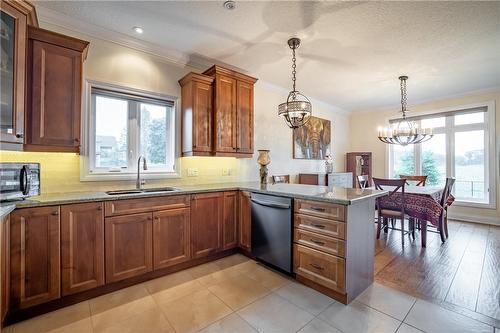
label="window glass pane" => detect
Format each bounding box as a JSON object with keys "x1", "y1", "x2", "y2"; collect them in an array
[
  {"x1": 392, "y1": 145, "x2": 415, "y2": 178},
  {"x1": 421, "y1": 133, "x2": 446, "y2": 187},
  {"x1": 454, "y1": 112, "x2": 484, "y2": 125},
  {"x1": 455, "y1": 130, "x2": 485, "y2": 201},
  {"x1": 140, "y1": 103, "x2": 169, "y2": 169},
  {"x1": 95, "y1": 95, "x2": 128, "y2": 168},
  {"x1": 421, "y1": 117, "x2": 445, "y2": 129}
]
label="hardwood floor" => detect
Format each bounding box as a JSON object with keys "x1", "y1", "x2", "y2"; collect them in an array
[{"x1": 374, "y1": 220, "x2": 500, "y2": 328}]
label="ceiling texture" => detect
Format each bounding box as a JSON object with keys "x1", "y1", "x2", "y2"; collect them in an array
[{"x1": 35, "y1": 1, "x2": 500, "y2": 113}]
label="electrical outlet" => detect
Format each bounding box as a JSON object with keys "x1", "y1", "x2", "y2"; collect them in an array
[
  {"x1": 222, "y1": 168, "x2": 229, "y2": 176},
  {"x1": 187, "y1": 168, "x2": 199, "y2": 177}
]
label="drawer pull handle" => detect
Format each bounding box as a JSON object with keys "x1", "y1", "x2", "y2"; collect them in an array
[
  {"x1": 311, "y1": 224, "x2": 326, "y2": 229},
  {"x1": 309, "y1": 239, "x2": 325, "y2": 246},
  {"x1": 51, "y1": 211, "x2": 59, "y2": 216},
  {"x1": 310, "y1": 206, "x2": 326, "y2": 212},
  {"x1": 310, "y1": 263, "x2": 324, "y2": 270}
]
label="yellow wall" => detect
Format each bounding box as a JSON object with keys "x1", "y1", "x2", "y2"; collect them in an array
[
  {"x1": 350, "y1": 90, "x2": 500, "y2": 225},
  {"x1": 0, "y1": 151, "x2": 241, "y2": 193}
]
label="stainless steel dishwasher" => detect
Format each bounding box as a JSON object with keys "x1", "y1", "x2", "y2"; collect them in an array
[{"x1": 251, "y1": 193, "x2": 293, "y2": 274}]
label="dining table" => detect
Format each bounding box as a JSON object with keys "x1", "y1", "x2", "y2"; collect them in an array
[{"x1": 373, "y1": 185, "x2": 455, "y2": 246}]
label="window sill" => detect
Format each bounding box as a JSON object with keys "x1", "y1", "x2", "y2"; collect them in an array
[
  {"x1": 452, "y1": 200, "x2": 496, "y2": 210},
  {"x1": 80, "y1": 171, "x2": 181, "y2": 182}
]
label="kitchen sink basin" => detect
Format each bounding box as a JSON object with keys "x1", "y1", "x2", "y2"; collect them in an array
[{"x1": 105, "y1": 187, "x2": 180, "y2": 195}]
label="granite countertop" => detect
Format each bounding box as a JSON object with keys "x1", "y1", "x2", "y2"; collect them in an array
[
  {"x1": 0, "y1": 204, "x2": 16, "y2": 219},
  {"x1": 4, "y1": 182, "x2": 386, "y2": 214}
]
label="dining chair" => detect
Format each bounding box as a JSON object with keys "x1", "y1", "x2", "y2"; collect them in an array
[
  {"x1": 357, "y1": 175, "x2": 370, "y2": 189},
  {"x1": 272, "y1": 175, "x2": 290, "y2": 184},
  {"x1": 373, "y1": 178, "x2": 413, "y2": 246},
  {"x1": 399, "y1": 175, "x2": 428, "y2": 186},
  {"x1": 420, "y1": 177, "x2": 455, "y2": 246}
]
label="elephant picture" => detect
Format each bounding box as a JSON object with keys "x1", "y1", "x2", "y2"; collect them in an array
[{"x1": 293, "y1": 116, "x2": 331, "y2": 159}]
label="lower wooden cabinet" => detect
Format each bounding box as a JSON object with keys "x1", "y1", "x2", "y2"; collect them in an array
[
  {"x1": 294, "y1": 244, "x2": 345, "y2": 293},
  {"x1": 238, "y1": 191, "x2": 251, "y2": 251},
  {"x1": 1, "y1": 214, "x2": 10, "y2": 324},
  {"x1": 61, "y1": 202, "x2": 104, "y2": 296},
  {"x1": 191, "y1": 192, "x2": 223, "y2": 259},
  {"x1": 105, "y1": 212, "x2": 153, "y2": 283},
  {"x1": 153, "y1": 208, "x2": 191, "y2": 270},
  {"x1": 10, "y1": 206, "x2": 60, "y2": 309},
  {"x1": 222, "y1": 191, "x2": 238, "y2": 250}
]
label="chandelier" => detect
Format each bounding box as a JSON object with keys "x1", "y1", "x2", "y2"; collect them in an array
[
  {"x1": 378, "y1": 76, "x2": 433, "y2": 145},
  {"x1": 278, "y1": 38, "x2": 312, "y2": 129}
]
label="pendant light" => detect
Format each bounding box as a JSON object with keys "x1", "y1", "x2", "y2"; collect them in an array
[
  {"x1": 278, "y1": 38, "x2": 312, "y2": 129},
  {"x1": 378, "y1": 76, "x2": 433, "y2": 145}
]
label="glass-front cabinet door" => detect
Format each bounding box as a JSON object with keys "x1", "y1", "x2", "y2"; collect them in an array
[{"x1": 0, "y1": 2, "x2": 27, "y2": 144}]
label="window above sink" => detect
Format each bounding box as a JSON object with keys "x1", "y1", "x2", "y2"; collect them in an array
[{"x1": 80, "y1": 80, "x2": 181, "y2": 182}]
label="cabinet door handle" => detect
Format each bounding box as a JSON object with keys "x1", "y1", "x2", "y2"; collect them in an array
[
  {"x1": 15, "y1": 133, "x2": 23, "y2": 139},
  {"x1": 309, "y1": 239, "x2": 325, "y2": 246},
  {"x1": 310, "y1": 263, "x2": 324, "y2": 271},
  {"x1": 311, "y1": 224, "x2": 326, "y2": 229},
  {"x1": 51, "y1": 210, "x2": 59, "y2": 216},
  {"x1": 310, "y1": 206, "x2": 326, "y2": 212},
  {"x1": 97, "y1": 206, "x2": 102, "y2": 211},
  {"x1": 74, "y1": 138, "x2": 80, "y2": 143}
]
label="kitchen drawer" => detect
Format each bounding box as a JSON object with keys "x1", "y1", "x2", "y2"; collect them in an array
[
  {"x1": 294, "y1": 228, "x2": 345, "y2": 257},
  {"x1": 294, "y1": 199, "x2": 345, "y2": 221},
  {"x1": 105, "y1": 195, "x2": 190, "y2": 217},
  {"x1": 294, "y1": 214, "x2": 345, "y2": 240},
  {"x1": 294, "y1": 244, "x2": 345, "y2": 293}
]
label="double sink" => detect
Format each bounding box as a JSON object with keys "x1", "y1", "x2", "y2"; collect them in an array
[{"x1": 105, "y1": 187, "x2": 180, "y2": 195}]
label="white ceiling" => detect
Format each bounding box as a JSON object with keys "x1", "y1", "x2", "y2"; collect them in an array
[{"x1": 35, "y1": 1, "x2": 500, "y2": 112}]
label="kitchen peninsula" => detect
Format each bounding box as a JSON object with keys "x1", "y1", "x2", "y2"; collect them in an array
[{"x1": 0, "y1": 182, "x2": 385, "y2": 324}]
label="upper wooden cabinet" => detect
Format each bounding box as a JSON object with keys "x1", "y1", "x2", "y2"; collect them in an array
[
  {"x1": 179, "y1": 73, "x2": 214, "y2": 156},
  {"x1": 179, "y1": 65, "x2": 257, "y2": 158},
  {"x1": 0, "y1": 0, "x2": 37, "y2": 145},
  {"x1": 61, "y1": 202, "x2": 104, "y2": 296},
  {"x1": 9, "y1": 206, "x2": 60, "y2": 309},
  {"x1": 24, "y1": 26, "x2": 89, "y2": 153}
]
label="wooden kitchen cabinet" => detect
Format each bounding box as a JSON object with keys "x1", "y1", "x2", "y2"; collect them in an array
[
  {"x1": 238, "y1": 191, "x2": 252, "y2": 251},
  {"x1": 179, "y1": 73, "x2": 214, "y2": 156},
  {"x1": 0, "y1": 1, "x2": 34, "y2": 145},
  {"x1": 203, "y1": 65, "x2": 257, "y2": 157},
  {"x1": 236, "y1": 80, "x2": 254, "y2": 154},
  {"x1": 105, "y1": 212, "x2": 153, "y2": 283},
  {"x1": 61, "y1": 202, "x2": 104, "y2": 296},
  {"x1": 24, "y1": 26, "x2": 89, "y2": 153},
  {"x1": 153, "y1": 208, "x2": 191, "y2": 270},
  {"x1": 190, "y1": 192, "x2": 223, "y2": 258},
  {"x1": 222, "y1": 191, "x2": 238, "y2": 250},
  {"x1": 1, "y1": 214, "x2": 10, "y2": 325},
  {"x1": 10, "y1": 206, "x2": 60, "y2": 309}
]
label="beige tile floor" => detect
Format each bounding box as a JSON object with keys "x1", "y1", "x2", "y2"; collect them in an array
[{"x1": 4, "y1": 254, "x2": 497, "y2": 333}]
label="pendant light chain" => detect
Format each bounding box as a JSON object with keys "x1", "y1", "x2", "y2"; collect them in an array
[
  {"x1": 291, "y1": 46, "x2": 297, "y2": 93},
  {"x1": 400, "y1": 77, "x2": 407, "y2": 117}
]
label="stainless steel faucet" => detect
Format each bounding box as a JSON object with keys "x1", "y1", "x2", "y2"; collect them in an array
[{"x1": 136, "y1": 156, "x2": 148, "y2": 190}]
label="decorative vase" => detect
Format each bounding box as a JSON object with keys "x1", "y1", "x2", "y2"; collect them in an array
[{"x1": 257, "y1": 150, "x2": 270, "y2": 184}]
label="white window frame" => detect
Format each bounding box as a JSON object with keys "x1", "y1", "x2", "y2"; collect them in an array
[
  {"x1": 80, "y1": 80, "x2": 181, "y2": 182},
  {"x1": 387, "y1": 101, "x2": 496, "y2": 209}
]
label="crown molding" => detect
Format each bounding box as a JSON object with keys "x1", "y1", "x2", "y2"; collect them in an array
[{"x1": 35, "y1": 4, "x2": 350, "y2": 115}]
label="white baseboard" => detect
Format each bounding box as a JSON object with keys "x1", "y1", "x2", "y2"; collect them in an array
[{"x1": 448, "y1": 212, "x2": 500, "y2": 226}]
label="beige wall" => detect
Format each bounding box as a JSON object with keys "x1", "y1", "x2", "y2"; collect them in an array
[
  {"x1": 0, "y1": 22, "x2": 349, "y2": 193},
  {"x1": 350, "y1": 90, "x2": 500, "y2": 225}
]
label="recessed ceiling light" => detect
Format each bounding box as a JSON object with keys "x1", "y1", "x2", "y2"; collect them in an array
[
  {"x1": 223, "y1": 0, "x2": 236, "y2": 10},
  {"x1": 133, "y1": 26, "x2": 144, "y2": 34}
]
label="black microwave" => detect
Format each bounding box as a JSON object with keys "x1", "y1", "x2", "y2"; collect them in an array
[{"x1": 0, "y1": 163, "x2": 40, "y2": 201}]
